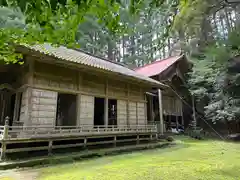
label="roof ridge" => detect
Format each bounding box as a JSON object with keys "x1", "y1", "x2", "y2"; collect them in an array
[
  {"x1": 18, "y1": 43, "x2": 166, "y2": 88},
  {"x1": 73, "y1": 48, "x2": 129, "y2": 68},
  {"x1": 134, "y1": 55, "x2": 183, "y2": 70}
]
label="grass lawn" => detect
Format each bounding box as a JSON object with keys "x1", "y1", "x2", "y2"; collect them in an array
[{"x1": 1, "y1": 137, "x2": 240, "y2": 180}]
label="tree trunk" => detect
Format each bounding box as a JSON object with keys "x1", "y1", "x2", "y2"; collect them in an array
[
  {"x1": 225, "y1": 8, "x2": 232, "y2": 33},
  {"x1": 107, "y1": 37, "x2": 114, "y2": 61}
]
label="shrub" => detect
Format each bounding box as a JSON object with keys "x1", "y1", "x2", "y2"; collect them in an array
[
  {"x1": 166, "y1": 136, "x2": 174, "y2": 142},
  {"x1": 227, "y1": 134, "x2": 240, "y2": 142}
]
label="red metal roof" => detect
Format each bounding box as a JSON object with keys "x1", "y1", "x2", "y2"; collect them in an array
[{"x1": 134, "y1": 55, "x2": 184, "y2": 77}]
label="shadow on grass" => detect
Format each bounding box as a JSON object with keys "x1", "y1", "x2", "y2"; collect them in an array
[
  {"x1": 38, "y1": 142, "x2": 191, "y2": 170},
  {"x1": 174, "y1": 135, "x2": 226, "y2": 144},
  {"x1": 39, "y1": 143, "x2": 190, "y2": 168},
  {"x1": 1, "y1": 142, "x2": 191, "y2": 170}
]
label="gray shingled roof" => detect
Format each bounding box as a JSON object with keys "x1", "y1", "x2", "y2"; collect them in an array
[{"x1": 21, "y1": 43, "x2": 165, "y2": 88}]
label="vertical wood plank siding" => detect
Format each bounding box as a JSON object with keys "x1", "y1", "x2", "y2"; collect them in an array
[
  {"x1": 17, "y1": 60, "x2": 149, "y2": 127},
  {"x1": 117, "y1": 100, "x2": 127, "y2": 125},
  {"x1": 79, "y1": 95, "x2": 94, "y2": 126}
]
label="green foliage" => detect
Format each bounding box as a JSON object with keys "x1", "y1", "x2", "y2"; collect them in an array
[
  {"x1": 0, "y1": 1, "x2": 85, "y2": 63},
  {"x1": 166, "y1": 136, "x2": 174, "y2": 142},
  {"x1": 174, "y1": 0, "x2": 209, "y2": 37},
  {"x1": 0, "y1": 0, "x2": 176, "y2": 64},
  {"x1": 188, "y1": 26, "x2": 240, "y2": 124}
]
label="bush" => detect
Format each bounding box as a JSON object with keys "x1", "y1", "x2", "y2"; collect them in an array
[
  {"x1": 166, "y1": 136, "x2": 174, "y2": 142},
  {"x1": 227, "y1": 134, "x2": 240, "y2": 142},
  {"x1": 158, "y1": 134, "x2": 168, "y2": 140}
]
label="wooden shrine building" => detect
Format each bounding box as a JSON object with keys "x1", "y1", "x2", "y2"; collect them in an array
[
  {"x1": 135, "y1": 55, "x2": 192, "y2": 132},
  {"x1": 0, "y1": 43, "x2": 166, "y2": 160}
]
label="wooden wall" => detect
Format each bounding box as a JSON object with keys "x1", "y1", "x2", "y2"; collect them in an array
[
  {"x1": 17, "y1": 59, "x2": 149, "y2": 127},
  {"x1": 31, "y1": 89, "x2": 57, "y2": 126},
  {"x1": 162, "y1": 95, "x2": 182, "y2": 116},
  {"x1": 117, "y1": 100, "x2": 127, "y2": 126},
  {"x1": 19, "y1": 88, "x2": 57, "y2": 126},
  {"x1": 129, "y1": 102, "x2": 137, "y2": 126},
  {"x1": 128, "y1": 102, "x2": 146, "y2": 126},
  {"x1": 78, "y1": 95, "x2": 94, "y2": 126},
  {"x1": 137, "y1": 102, "x2": 146, "y2": 125},
  {"x1": 19, "y1": 89, "x2": 28, "y2": 124}
]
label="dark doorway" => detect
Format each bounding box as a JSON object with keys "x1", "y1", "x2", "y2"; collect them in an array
[
  {"x1": 0, "y1": 90, "x2": 15, "y2": 125},
  {"x1": 94, "y1": 97, "x2": 105, "y2": 126},
  {"x1": 108, "y1": 99, "x2": 117, "y2": 126},
  {"x1": 56, "y1": 93, "x2": 77, "y2": 126},
  {"x1": 146, "y1": 95, "x2": 151, "y2": 122}
]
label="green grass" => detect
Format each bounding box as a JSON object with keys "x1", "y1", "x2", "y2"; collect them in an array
[
  {"x1": 1, "y1": 137, "x2": 240, "y2": 180},
  {"x1": 35, "y1": 137, "x2": 240, "y2": 180}
]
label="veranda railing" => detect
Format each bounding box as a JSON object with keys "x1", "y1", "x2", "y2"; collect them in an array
[{"x1": 0, "y1": 117, "x2": 157, "y2": 140}]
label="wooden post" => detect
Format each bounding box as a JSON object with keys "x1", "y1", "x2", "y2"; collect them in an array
[
  {"x1": 181, "y1": 102, "x2": 184, "y2": 127},
  {"x1": 136, "y1": 102, "x2": 138, "y2": 125},
  {"x1": 176, "y1": 116, "x2": 179, "y2": 131},
  {"x1": 27, "y1": 60, "x2": 34, "y2": 125},
  {"x1": 104, "y1": 80, "x2": 109, "y2": 127},
  {"x1": 1, "y1": 117, "x2": 9, "y2": 161},
  {"x1": 158, "y1": 89, "x2": 164, "y2": 135},
  {"x1": 127, "y1": 84, "x2": 130, "y2": 127},
  {"x1": 192, "y1": 95, "x2": 197, "y2": 130},
  {"x1": 137, "y1": 134, "x2": 139, "y2": 144},
  {"x1": 77, "y1": 72, "x2": 82, "y2": 126},
  {"x1": 84, "y1": 137, "x2": 87, "y2": 149},
  {"x1": 149, "y1": 96, "x2": 154, "y2": 122},
  {"x1": 1, "y1": 99, "x2": 5, "y2": 123},
  {"x1": 104, "y1": 98, "x2": 108, "y2": 127},
  {"x1": 114, "y1": 136, "x2": 117, "y2": 147},
  {"x1": 144, "y1": 94, "x2": 148, "y2": 126},
  {"x1": 13, "y1": 92, "x2": 20, "y2": 122},
  {"x1": 76, "y1": 94, "x2": 81, "y2": 126},
  {"x1": 48, "y1": 140, "x2": 53, "y2": 155}
]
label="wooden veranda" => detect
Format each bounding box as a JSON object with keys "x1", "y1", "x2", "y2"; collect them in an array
[
  {"x1": 0, "y1": 117, "x2": 157, "y2": 160},
  {"x1": 0, "y1": 44, "x2": 166, "y2": 161}
]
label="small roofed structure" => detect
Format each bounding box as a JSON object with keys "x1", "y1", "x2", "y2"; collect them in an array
[
  {"x1": 0, "y1": 43, "x2": 166, "y2": 161},
  {"x1": 135, "y1": 54, "x2": 192, "y2": 132}
]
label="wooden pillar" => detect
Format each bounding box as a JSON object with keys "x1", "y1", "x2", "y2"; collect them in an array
[
  {"x1": 26, "y1": 60, "x2": 34, "y2": 125},
  {"x1": 76, "y1": 72, "x2": 82, "y2": 126},
  {"x1": 114, "y1": 136, "x2": 117, "y2": 147},
  {"x1": 1, "y1": 98, "x2": 5, "y2": 123},
  {"x1": 76, "y1": 95, "x2": 81, "y2": 126},
  {"x1": 136, "y1": 102, "x2": 138, "y2": 125},
  {"x1": 48, "y1": 141, "x2": 53, "y2": 155},
  {"x1": 137, "y1": 134, "x2": 139, "y2": 144},
  {"x1": 104, "y1": 80, "x2": 109, "y2": 127},
  {"x1": 149, "y1": 96, "x2": 153, "y2": 122},
  {"x1": 1, "y1": 117, "x2": 9, "y2": 161},
  {"x1": 192, "y1": 95, "x2": 197, "y2": 130},
  {"x1": 144, "y1": 94, "x2": 148, "y2": 125},
  {"x1": 13, "y1": 92, "x2": 20, "y2": 122},
  {"x1": 176, "y1": 116, "x2": 179, "y2": 130},
  {"x1": 84, "y1": 137, "x2": 87, "y2": 149},
  {"x1": 126, "y1": 84, "x2": 130, "y2": 127},
  {"x1": 181, "y1": 101, "x2": 184, "y2": 127},
  {"x1": 158, "y1": 89, "x2": 164, "y2": 135}
]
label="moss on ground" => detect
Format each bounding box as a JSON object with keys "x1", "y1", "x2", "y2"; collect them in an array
[
  {"x1": 37, "y1": 137, "x2": 240, "y2": 180},
  {"x1": 1, "y1": 137, "x2": 240, "y2": 180}
]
